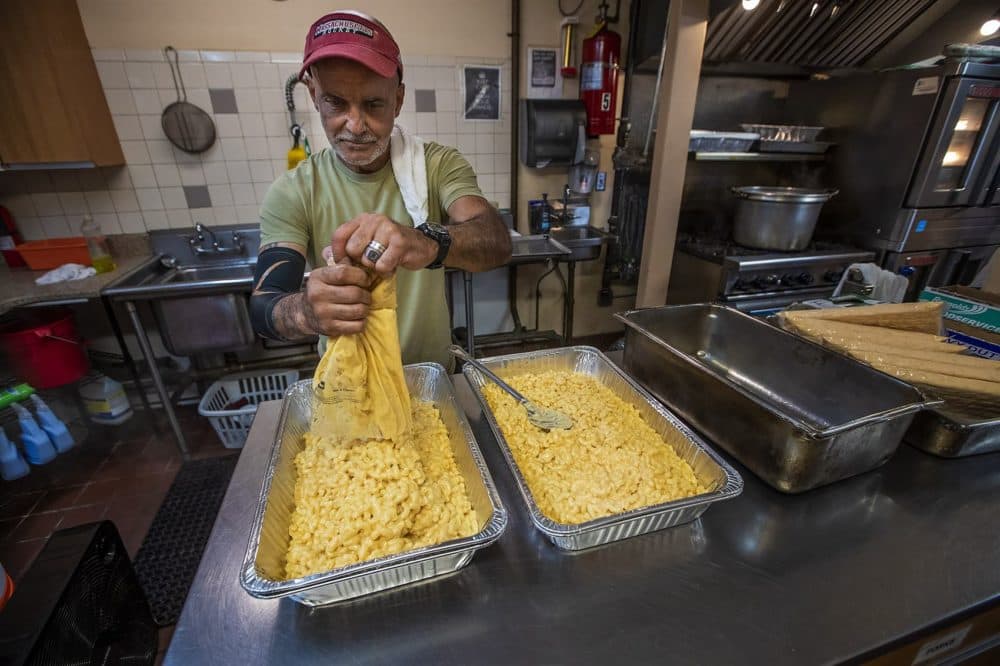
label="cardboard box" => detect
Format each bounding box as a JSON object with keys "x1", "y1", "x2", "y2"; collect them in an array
[{"x1": 919, "y1": 285, "x2": 1000, "y2": 360}]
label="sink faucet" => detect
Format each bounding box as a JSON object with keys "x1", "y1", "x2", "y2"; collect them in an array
[
  {"x1": 193, "y1": 222, "x2": 216, "y2": 246},
  {"x1": 189, "y1": 223, "x2": 246, "y2": 256},
  {"x1": 559, "y1": 183, "x2": 574, "y2": 227}
]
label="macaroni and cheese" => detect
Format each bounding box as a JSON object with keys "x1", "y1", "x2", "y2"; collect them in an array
[
  {"x1": 483, "y1": 371, "x2": 706, "y2": 524},
  {"x1": 285, "y1": 400, "x2": 478, "y2": 579}
]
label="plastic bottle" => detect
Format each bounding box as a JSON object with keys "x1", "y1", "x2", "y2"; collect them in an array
[
  {"x1": 0, "y1": 205, "x2": 26, "y2": 268},
  {"x1": 81, "y1": 216, "x2": 116, "y2": 274},
  {"x1": 30, "y1": 395, "x2": 74, "y2": 453},
  {"x1": 11, "y1": 403, "x2": 56, "y2": 465},
  {"x1": 540, "y1": 193, "x2": 551, "y2": 233},
  {"x1": 0, "y1": 427, "x2": 30, "y2": 481},
  {"x1": 79, "y1": 374, "x2": 133, "y2": 425},
  {"x1": 0, "y1": 383, "x2": 34, "y2": 409}
]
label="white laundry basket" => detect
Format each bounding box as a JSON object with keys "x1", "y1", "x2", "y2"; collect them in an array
[{"x1": 198, "y1": 369, "x2": 299, "y2": 448}]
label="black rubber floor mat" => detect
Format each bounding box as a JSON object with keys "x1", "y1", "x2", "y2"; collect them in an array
[{"x1": 133, "y1": 454, "x2": 238, "y2": 626}]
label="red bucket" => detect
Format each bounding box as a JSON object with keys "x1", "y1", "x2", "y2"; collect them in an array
[{"x1": 0, "y1": 309, "x2": 89, "y2": 389}]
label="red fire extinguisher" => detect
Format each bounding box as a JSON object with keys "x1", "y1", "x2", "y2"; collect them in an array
[
  {"x1": 580, "y1": 21, "x2": 621, "y2": 138},
  {"x1": 0, "y1": 206, "x2": 26, "y2": 268}
]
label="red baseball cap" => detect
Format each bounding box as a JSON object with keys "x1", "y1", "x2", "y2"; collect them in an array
[{"x1": 300, "y1": 11, "x2": 402, "y2": 81}]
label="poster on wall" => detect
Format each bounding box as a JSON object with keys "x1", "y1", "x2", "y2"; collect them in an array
[
  {"x1": 531, "y1": 49, "x2": 556, "y2": 87},
  {"x1": 462, "y1": 65, "x2": 501, "y2": 121},
  {"x1": 527, "y1": 47, "x2": 564, "y2": 99}
]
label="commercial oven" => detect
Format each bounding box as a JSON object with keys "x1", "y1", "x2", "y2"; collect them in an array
[
  {"x1": 909, "y1": 70, "x2": 1000, "y2": 210},
  {"x1": 792, "y1": 60, "x2": 1000, "y2": 298}
]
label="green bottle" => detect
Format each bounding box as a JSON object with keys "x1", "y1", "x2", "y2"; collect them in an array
[{"x1": 0, "y1": 384, "x2": 35, "y2": 409}]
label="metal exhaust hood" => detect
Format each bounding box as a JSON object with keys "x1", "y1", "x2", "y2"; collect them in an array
[{"x1": 704, "y1": 0, "x2": 940, "y2": 69}]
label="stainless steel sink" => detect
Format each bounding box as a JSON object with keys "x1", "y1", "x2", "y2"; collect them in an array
[
  {"x1": 100, "y1": 224, "x2": 268, "y2": 457},
  {"x1": 105, "y1": 258, "x2": 257, "y2": 298},
  {"x1": 549, "y1": 225, "x2": 613, "y2": 262},
  {"x1": 103, "y1": 226, "x2": 262, "y2": 357},
  {"x1": 160, "y1": 263, "x2": 257, "y2": 285},
  {"x1": 152, "y1": 292, "x2": 255, "y2": 356},
  {"x1": 148, "y1": 262, "x2": 258, "y2": 355},
  {"x1": 509, "y1": 235, "x2": 571, "y2": 265},
  {"x1": 102, "y1": 257, "x2": 172, "y2": 295}
]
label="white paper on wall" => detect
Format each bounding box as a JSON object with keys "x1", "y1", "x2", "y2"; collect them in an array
[{"x1": 527, "y1": 46, "x2": 564, "y2": 99}]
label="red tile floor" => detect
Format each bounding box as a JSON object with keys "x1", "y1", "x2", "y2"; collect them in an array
[{"x1": 0, "y1": 403, "x2": 233, "y2": 662}]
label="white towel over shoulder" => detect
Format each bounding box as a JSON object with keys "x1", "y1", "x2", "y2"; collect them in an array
[{"x1": 389, "y1": 125, "x2": 429, "y2": 227}]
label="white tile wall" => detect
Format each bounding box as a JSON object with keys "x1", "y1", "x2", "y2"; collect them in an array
[{"x1": 0, "y1": 50, "x2": 512, "y2": 239}]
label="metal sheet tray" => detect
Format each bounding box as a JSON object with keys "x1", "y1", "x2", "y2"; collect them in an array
[
  {"x1": 689, "y1": 130, "x2": 759, "y2": 153},
  {"x1": 462, "y1": 346, "x2": 743, "y2": 551},
  {"x1": 758, "y1": 140, "x2": 834, "y2": 154},
  {"x1": 616, "y1": 305, "x2": 936, "y2": 493},
  {"x1": 905, "y1": 387, "x2": 1000, "y2": 458},
  {"x1": 240, "y1": 363, "x2": 507, "y2": 606}
]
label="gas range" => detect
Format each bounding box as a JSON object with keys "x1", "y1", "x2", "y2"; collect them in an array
[{"x1": 669, "y1": 237, "x2": 875, "y2": 315}]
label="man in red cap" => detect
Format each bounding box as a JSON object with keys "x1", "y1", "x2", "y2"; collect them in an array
[{"x1": 249, "y1": 10, "x2": 511, "y2": 368}]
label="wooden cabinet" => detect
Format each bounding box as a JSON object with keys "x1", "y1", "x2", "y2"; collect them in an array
[{"x1": 0, "y1": 0, "x2": 124, "y2": 168}]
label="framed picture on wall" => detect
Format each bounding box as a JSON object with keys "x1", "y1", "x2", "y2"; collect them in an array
[
  {"x1": 462, "y1": 65, "x2": 501, "y2": 121},
  {"x1": 531, "y1": 49, "x2": 556, "y2": 87},
  {"x1": 527, "y1": 47, "x2": 563, "y2": 99}
]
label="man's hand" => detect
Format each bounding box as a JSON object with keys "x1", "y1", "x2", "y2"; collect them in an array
[
  {"x1": 300, "y1": 262, "x2": 373, "y2": 335},
  {"x1": 331, "y1": 212, "x2": 437, "y2": 276}
]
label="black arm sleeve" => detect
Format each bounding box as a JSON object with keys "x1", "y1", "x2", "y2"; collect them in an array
[{"x1": 249, "y1": 246, "x2": 307, "y2": 340}]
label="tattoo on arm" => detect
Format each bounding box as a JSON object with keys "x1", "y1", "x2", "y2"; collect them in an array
[{"x1": 270, "y1": 292, "x2": 314, "y2": 340}]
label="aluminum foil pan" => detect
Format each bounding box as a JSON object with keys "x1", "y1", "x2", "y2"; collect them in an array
[
  {"x1": 740, "y1": 123, "x2": 823, "y2": 142},
  {"x1": 240, "y1": 363, "x2": 507, "y2": 606},
  {"x1": 463, "y1": 346, "x2": 743, "y2": 551}
]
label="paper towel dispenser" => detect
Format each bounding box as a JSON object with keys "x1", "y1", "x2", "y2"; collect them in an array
[{"x1": 519, "y1": 99, "x2": 587, "y2": 168}]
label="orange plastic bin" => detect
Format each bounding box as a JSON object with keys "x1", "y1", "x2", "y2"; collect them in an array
[{"x1": 15, "y1": 237, "x2": 92, "y2": 271}]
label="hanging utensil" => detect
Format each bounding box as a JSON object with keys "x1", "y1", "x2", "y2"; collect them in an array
[
  {"x1": 160, "y1": 46, "x2": 216, "y2": 154},
  {"x1": 287, "y1": 124, "x2": 310, "y2": 170},
  {"x1": 284, "y1": 74, "x2": 311, "y2": 169},
  {"x1": 449, "y1": 345, "x2": 573, "y2": 431}
]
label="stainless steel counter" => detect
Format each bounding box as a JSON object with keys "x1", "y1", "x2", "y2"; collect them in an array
[{"x1": 165, "y1": 376, "x2": 1000, "y2": 665}]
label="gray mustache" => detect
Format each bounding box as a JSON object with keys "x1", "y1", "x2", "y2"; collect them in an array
[{"x1": 335, "y1": 134, "x2": 377, "y2": 144}]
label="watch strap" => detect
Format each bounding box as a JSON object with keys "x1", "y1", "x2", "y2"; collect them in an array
[{"x1": 418, "y1": 223, "x2": 451, "y2": 269}]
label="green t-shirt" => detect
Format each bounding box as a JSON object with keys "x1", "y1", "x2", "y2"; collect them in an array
[{"x1": 259, "y1": 143, "x2": 483, "y2": 368}]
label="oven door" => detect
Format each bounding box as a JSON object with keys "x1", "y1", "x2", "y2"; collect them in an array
[
  {"x1": 979, "y1": 127, "x2": 1000, "y2": 206},
  {"x1": 885, "y1": 245, "x2": 1000, "y2": 300},
  {"x1": 908, "y1": 77, "x2": 1000, "y2": 208}
]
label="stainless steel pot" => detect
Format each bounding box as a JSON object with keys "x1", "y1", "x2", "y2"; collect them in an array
[{"x1": 732, "y1": 186, "x2": 838, "y2": 251}]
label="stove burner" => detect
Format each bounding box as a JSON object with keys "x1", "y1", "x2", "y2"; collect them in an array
[{"x1": 671, "y1": 234, "x2": 877, "y2": 306}]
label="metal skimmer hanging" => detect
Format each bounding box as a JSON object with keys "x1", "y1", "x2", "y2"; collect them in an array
[{"x1": 160, "y1": 46, "x2": 216, "y2": 153}]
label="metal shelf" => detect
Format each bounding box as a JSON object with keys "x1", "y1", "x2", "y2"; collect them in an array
[{"x1": 691, "y1": 152, "x2": 827, "y2": 162}]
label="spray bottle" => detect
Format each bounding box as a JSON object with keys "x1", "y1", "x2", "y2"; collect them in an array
[
  {"x1": 12, "y1": 403, "x2": 56, "y2": 465},
  {"x1": 0, "y1": 427, "x2": 30, "y2": 481},
  {"x1": 30, "y1": 395, "x2": 74, "y2": 453}
]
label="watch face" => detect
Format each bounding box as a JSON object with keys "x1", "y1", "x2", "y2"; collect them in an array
[{"x1": 420, "y1": 223, "x2": 450, "y2": 268}]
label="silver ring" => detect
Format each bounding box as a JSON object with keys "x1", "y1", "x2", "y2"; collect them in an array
[{"x1": 364, "y1": 239, "x2": 386, "y2": 264}]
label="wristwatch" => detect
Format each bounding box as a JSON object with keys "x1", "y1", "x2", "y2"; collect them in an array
[{"x1": 416, "y1": 222, "x2": 451, "y2": 269}]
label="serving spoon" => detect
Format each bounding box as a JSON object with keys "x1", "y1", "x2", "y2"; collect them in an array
[{"x1": 449, "y1": 345, "x2": 573, "y2": 431}]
